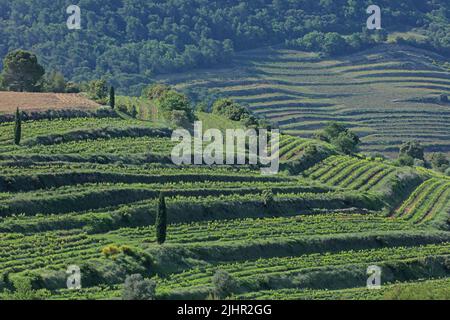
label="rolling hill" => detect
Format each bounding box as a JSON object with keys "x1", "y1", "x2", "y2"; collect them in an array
[
  {"x1": 157, "y1": 44, "x2": 450, "y2": 158},
  {"x1": 0, "y1": 110, "x2": 449, "y2": 300}
]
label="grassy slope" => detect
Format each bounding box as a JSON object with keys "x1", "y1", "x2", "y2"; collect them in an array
[
  {"x1": 156, "y1": 44, "x2": 450, "y2": 158},
  {"x1": 0, "y1": 110, "x2": 449, "y2": 300}
]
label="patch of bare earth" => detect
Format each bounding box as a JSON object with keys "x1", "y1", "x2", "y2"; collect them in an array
[{"x1": 0, "y1": 92, "x2": 100, "y2": 113}]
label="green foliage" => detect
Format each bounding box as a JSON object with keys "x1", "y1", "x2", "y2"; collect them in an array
[
  {"x1": 261, "y1": 189, "x2": 275, "y2": 207},
  {"x1": 44, "y1": 70, "x2": 67, "y2": 93},
  {"x1": 383, "y1": 281, "x2": 450, "y2": 300},
  {"x1": 1, "y1": 114, "x2": 450, "y2": 301},
  {"x1": 87, "y1": 79, "x2": 109, "y2": 104},
  {"x1": 0, "y1": 1, "x2": 449, "y2": 93},
  {"x1": 396, "y1": 155, "x2": 415, "y2": 167},
  {"x1": 316, "y1": 122, "x2": 360, "y2": 155},
  {"x1": 14, "y1": 108, "x2": 22, "y2": 145},
  {"x1": 1, "y1": 277, "x2": 50, "y2": 300},
  {"x1": 122, "y1": 274, "x2": 156, "y2": 300},
  {"x1": 171, "y1": 110, "x2": 191, "y2": 129},
  {"x1": 102, "y1": 245, "x2": 122, "y2": 258},
  {"x1": 429, "y1": 153, "x2": 449, "y2": 173},
  {"x1": 400, "y1": 141, "x2": 425, "y2": 160},
  {"x1": 142, "y1": 84, "x2": 171, "y2": 100},
  {"x1": 211, "y1": 98, "x2": 256, "y2": 125},
  {"x1": 286, "y1": 31, "x2": 380, "y2": 56},
  {"x1": 1, "y1": 50, "x2": 45, "y2": 92},
  {"x1": 212, "y1": 270, "x2": 237, "y2": 300},
  {"x1": 157, "y1": 90, "x2": 194, "y2": 123},
  {"x1": 156, "y1": 192, "x2": 167, "y2": 245}
]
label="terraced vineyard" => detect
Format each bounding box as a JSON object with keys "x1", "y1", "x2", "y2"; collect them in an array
[
  {"x1": 0, "y1": 111, "x2": 449, "y2": 301},
  {"x1": 158, "y1": 44, "x2": 450, "y2": 157}
]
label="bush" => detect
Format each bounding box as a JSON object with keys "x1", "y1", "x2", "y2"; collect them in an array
[
  {"x1": 212, "y1": 270, "x2": 237, "y2": 300},
  {"x1": 212, "y1": 98, "x2": 254, "y2": 123},
  {"x1": 122, "y1": 274, "x2": 156, "y2": 300},
  {"x1": 102, "y1": 245, "x2": 122, "y2": 257},
  {"x1": 86, "y1": 79, "x2": 109, "y2": 104},
  {"x1": 383, "y1": 281, "x2": 450, "y2": 300},
  {"x1": 142, "y1": 83, "x2": 171, "y2": 100},
  {"x1": 316, "y1": 122, "x2": 359, "y2": 155},
  {"x1": 261, "y1": 189, "x2": 274, "y2": 207},
  {"x1": 396, "y1": 155, "x2": 414, "y2": 167},
  {"x1": 414, "y1": 159, "x2": 425, "y2": 168},
  {"x1": 429, "y1": 152, "x2": 449, "y2": 172},
  {"x1": 158, "y1": 90, "x2": 194, "y2": 123},
  {"x1": 399, "y1": 141, "x2": 424, "y2": 160},
  {"x1": 1, "y1": 277, "x2": 50, "y2": 300},
  {"x1": 171, "y1": 110, "x2": 191, "y2": 128}
]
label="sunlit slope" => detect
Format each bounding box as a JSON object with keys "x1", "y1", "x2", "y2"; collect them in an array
[{"x1": 158, "y1": 44, "x2": 450, "y2": 157}]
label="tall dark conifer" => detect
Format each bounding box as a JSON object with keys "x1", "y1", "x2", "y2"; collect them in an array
[
  {"x1": 156, "y1": 192, "x2": 167, "y2": 244},
  {"x1": 109, "y1": 86, "x2": 115, "y2": 109},
  {"x1": 14, "y1": 108, "x2": 21, "y2": 145}
]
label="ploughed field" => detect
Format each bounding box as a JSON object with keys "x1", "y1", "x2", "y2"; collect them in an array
[
  {"x1": 158, "y1": 44, "x2": 450, "y2": 157},
  {"x1": 0, "y1": 92, "x2": 100, "y2": 113},
  {"x1": 0, "y1": 114, "x2": 449, "y2": 300}
]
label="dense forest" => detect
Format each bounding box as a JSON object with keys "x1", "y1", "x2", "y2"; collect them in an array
[{"x1": 0, "y1": 0, "x2": 449, "y2": 94}]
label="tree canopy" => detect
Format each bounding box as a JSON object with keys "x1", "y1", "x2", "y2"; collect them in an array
[
  {"x1": 1, "y1": 50, "x2": 45, "y2": 92},
  {"x1": 0, "y1": 1, "x2": 448, "y2": 94}
]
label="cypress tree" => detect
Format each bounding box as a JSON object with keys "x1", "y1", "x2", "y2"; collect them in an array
[
  {"x1": 156, "y1": 192, "x2": 167, "y2": 244},
  {"x1": 14, "y1": 108, "x2": 21, "y2": 145},
  {"x1": 109, "y1": 86, "x2": 115, "y2": 109}
]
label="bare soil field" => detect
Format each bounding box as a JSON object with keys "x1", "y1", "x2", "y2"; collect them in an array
[{"x1": 0, "y1": 92, "x2": 100, "y2": 113}]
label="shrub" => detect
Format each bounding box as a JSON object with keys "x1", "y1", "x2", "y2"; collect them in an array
[
  {"x1": 122, "y1": 274, "x2": 156, "y2": 300},
  {"x1": 383, "y1": 281, "x2": 450, "y2": 300},
  {"x1": 396, "y1": 155, "x2": 414, "y2": 167},
  {"x1": 102, "y1": 245, "x2": 122, "y2": 257},
  {"x1": 1, "y1": 277, "x2": 50, "y2": 300},
  {"x1": 212, "y1": 270, "x2": 237, "y2": 300},
  {"x1": 429, "y1": 152, "x2": 449, "y2": 172},
  {"x1": 262, "y1": 189, "x2": 274, "y2": 207},
  {"x1": 171, "y1": 110, "x2": 191, "y2": 128},
  {"x1": 158, "y1": 90, "x2": 194, "y2": 123},
  {"x1": 87, "y1": 79, "x2": 109, "y2": 104},
  {"x1": 413, "y1": 159, "x2": 425, "y2": 168},
  {"x1": 212, "y1": 98, "x2": 253, "y2": 123},
  {"x1": 399, "y1": 141, "x2": 424, "y2": 160},
  {"x1": 316, "y1": 122, "x2": 359, "y2": 155},
  {"x1": 142, "y1": 83, "x2": 171, "y2": 100}
]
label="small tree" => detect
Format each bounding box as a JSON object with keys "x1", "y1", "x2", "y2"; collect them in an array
[
  {"x1": 429, "y1": 152, "x2": 449, "y2": 172},
  {"x1": 316, "y1": 122, "x2": 360, "y2": 155},
  {"x1": 262, "y1": 189, "x2": 274, "y2": 207},
  {"x1": 122, "y1": 274, "x2": 156, "y2": 300},
  {"x1": 109, "y1": 86, "x2": 115, "y2": 109},
  {"x1": 87, "y1": 79, "x2": 108, "y2": 104},
  {"x1": 156, "y1": 192, "x2": 167, "y2": 244},
  {"x1": 399, "y1": 141, "x2": 424, "y2": 161},
  {"x1": 212, "y1": 270, "x2": 236, "y2": 300},
  {"x1": 14, "y1": 108, "x2": 22, "y2": 145}
]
